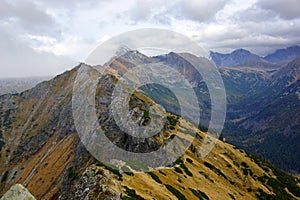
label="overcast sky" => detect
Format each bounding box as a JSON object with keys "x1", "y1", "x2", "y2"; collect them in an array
[{"x1": 0, "y1": 0, "x2": 299, "y2": 77}]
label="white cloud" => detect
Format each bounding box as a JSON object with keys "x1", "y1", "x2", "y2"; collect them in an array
[
  {"x1": 178, "y1": 0, "x2": 227, "y2": 22},
  {"x1": 0, "y1": 0, "x2": 58, "y2": 36},
  {"x1": 0, "y1": 25, "x2": 75, "y2": 78},
  {"x1": 0, "y1": 0, "x2": 300, "y2": 77}
]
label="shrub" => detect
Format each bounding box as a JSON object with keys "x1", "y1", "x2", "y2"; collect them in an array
[
  {"x1": 167, "y1": 116, "x2": 178, "y2": 126},
  {"x1": 189, "y1": 188, "x2": 209, "y2": 200},
  {"x1": 175, "y1": 167, "x2": 183, "y2": 174},
  {"x1": 180, "y1": 163, "x2": 193, "y2": 177},
  {"x1": 123, "y1": 186, "x2": 145, "y2": 200},
  {"x1": 186, "y1": 158, "x2": 193, "y2": 163},
  {"x1": 203, "y1": 161, "x2": 227, "y2": 180},
  {"x1": 164, "y1": 184, "x2": 186, "y2": 200},
  {"x1": 147, "y1": 172, "x2": 162, "y2": 184},
  {"x1": 159, "y1": 170, "x2": 166, "y2": 176}
]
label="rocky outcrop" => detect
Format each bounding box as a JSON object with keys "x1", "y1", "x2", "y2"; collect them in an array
[
  {"x1": 0, "y1": 184, "x2": 36, "y2": 200},
  {"x1": 64, "y1": 165, "x2": 122, "y2": 200}
]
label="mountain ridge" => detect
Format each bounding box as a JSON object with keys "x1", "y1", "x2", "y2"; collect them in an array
[
  {"x1": 1, "y1": 60, "x2": 299, "y2": 199},
  {"x1": 210, "y1": 45, "x2": 300, "y2": 68}
]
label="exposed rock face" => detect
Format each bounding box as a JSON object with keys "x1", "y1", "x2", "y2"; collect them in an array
[
  {"x1": 0, "y1": 184, "x2": 36, "y2": 200},
  {"x1": 63, "y1": 165, "x2": 121, "y2": 200}
]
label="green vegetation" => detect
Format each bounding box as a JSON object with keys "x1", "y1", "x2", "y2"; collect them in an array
[
  {"x1": 180, "y1": 163, "x2": 193, "y2": 177},
  {"x1": 167, "y1": 115, "x2": 179, "y2": 130},
  {"x1": 164, "y1": 184, "x2": 186, "y2": 200},
  {"x1": 174, "y1": 158, "x2": 183, "y2": 165},
  {"x1": 255, "y1": 188, "x2": 274, "y2": 200},
  {"x1": 147, "y1": 172, "x2": 162, "y2": 184},
  {"x1": 246, "y1": 152, "x2": 300, "y2": 198},
  {"x1": 123, "y1": 186, "x2": 145, "y2": 200},
  {"x1": 240, "y1": 161, "x2": 249, "y2": 168},
  {"x1": 228, "y1": 193, "x2": 235, "y2": 200},
  {"x1": 159, "y1": 170, "x2": 166, "y2": 176},
  {"x1": 203, "y1": 161, "x2": 227, "y2": 180},
  {"x1": 257, "y1": 174, "x2": 298, "y2": 199},
  {"x1": 189, "y1": 188, "x2": 209, "y2": 200},
  {"x1": 240, "y1": 161, "x2": 253, "y2": 176},
  {"x1": 142, "y1": 109, "x2": 150, "y2": 118},
  {"x1": 175, "y1": 167, "x2": 183, "y2": 174}
]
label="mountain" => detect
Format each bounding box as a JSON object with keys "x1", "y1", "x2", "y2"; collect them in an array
[
  {"x1": 264, "y1": 45, "x2": 300, "y2": 63},
  {"x1": 103, "y1": 52, "x2": 300, "y2": 174},
  {"x1": 210, "y1": 46, "x2": 300, "y2": 69},
  {"x1": 0, "y1": 76, "x2": 51, "y2": 96},
  {"x1": 210, "y1": 49, "x2": 263, "y2": 67},
  {"x1": 219, "y1": 67, "x2": 270, "y2": 104},
  {"x1": 224, "y1": 57, "x2": 300, "y2": 174},
  {"x1": 208, "y1": 46, "x2": 300, "y2": 174},
  {"x1": 1, "y1": 56, "x2": 299, "y2": 199}
]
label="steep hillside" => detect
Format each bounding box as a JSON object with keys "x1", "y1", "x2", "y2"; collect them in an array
[
  {"x1": 0, "y1": 61, "x2": 299, "y2": 200},
  {"x1": 224, "y1": 58, "x2": 300, "y2": 174},
  {"x1": 219, "y1": 67, "x2": 270, "y2": 104}
]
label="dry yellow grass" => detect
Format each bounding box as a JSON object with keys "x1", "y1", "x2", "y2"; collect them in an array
[{"x1": 13, "y1": 133, "x2": 75, "y2": 199}]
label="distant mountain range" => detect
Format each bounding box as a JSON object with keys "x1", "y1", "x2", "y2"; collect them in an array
[
  {"x1": 222, "y1": 57, "x2": 300, "y2": 174},
  {"x1": 1, "y1": 52, "x2": 299, "y2": 199},
  {"x1": 264, "y1": 46, "x2": 300, "y2": 62},
  {"x1": 1, "y1": 45, "x2": 300, "y2": 175},
  {"x1": 210, "y1": 45, "x2": 300, "y2": 67}
]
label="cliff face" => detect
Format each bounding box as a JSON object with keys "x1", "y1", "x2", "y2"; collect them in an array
[{"x1": 0, "y1": 60, "x2": 299, "y2": 200}]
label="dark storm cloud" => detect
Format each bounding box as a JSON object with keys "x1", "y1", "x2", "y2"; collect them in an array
[{"x1": 257, "y1": 0, "x2": 300, "y2": 20}]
